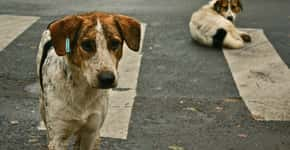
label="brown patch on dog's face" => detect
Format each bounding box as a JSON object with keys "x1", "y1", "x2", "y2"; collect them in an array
[
  {"x1": 231, "y1": 0, "x2": 243, "y2": 13},
  {"x1": 214, "y1": 0, "x2": 228, "y2": 13},
  {"x1": 69, "y1": 15, "x2": 123, "y2": 68},
  {"x1": 70, "y1": 19, "x2": 98, "y2": 67},
  {"x1": 213, "y1": 0, "x2": 243, "y2": 22}
]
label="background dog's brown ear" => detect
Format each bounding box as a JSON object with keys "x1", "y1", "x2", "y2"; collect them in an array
[
  {"x1": 48, "y1": 16, "x2": 82, "y2": 56},
  {"x1": 214, "y1": 0, "x2": 222, "y2": 13},
  {"x1": 114, "y1": 15, "x2": 141, "y2": 51},
  {"x1": 238, "y1": 0, "x2": 243, "y2": 11}
]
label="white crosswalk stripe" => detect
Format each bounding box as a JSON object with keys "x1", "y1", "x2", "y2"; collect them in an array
[
  {"x1": 0, "y1": 15, "x2": 39, "y2": 51},
  {"x1": 224, "y1": 28, "x2": 290, "y2": 121}
]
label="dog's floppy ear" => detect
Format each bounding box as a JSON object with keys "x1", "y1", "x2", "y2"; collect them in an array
[
  {"x1": 48, "y1": 16, "x2": 82, "y2": 56},
  {"x1": 237, "y1": 0, "x2": 243, "y2": 11},
  {"x1": 114, "y1": 15, "x2": 141, "y2": 51},
  {"x1": 214, "y1": 0, "x2": 222, "y2": 13}
]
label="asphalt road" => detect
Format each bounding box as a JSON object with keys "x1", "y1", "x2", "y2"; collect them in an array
[{"x1": 0, "y1": 0, "x2": 290, "y2": 150}]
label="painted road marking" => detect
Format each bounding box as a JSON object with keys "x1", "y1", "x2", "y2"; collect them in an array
[
  {"x1": 100, "y1": 23, "x2": 146, "y2": 139},
  {"x1": 224, "y1": 28, "x2": 290, "y2": 121},
  {"x1": 0, "y1": 15, "x2": 39, "y2": 52}
]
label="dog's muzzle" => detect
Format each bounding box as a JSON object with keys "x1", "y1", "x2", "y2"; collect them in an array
[{"x1": 98, "y1": 71, "x2": 117, "y2": 89}]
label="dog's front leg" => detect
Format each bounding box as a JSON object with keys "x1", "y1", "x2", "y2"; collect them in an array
[
  {"x1": 73, "y1": 133, "x2": 101, "y2": 150},
  {"x1": 48, "y1": 134, "x2": 70, "y2": 150},
  {"x1": 79, "y1": 131, "x2": 99, "y2": 150},
  {"x1": 47, "y1": 120, "x2": 76, "y2": 150},
  {"x1": 77, "y1": 114, "x2": 103, "y2": 150},
  {"x1": 74, "y1": 132, "x2": 101, "y2": 150}
]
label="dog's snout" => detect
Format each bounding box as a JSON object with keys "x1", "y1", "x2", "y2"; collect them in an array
[
  {"x1": 227, "y1": 16, "x2": 234, "y2": 22},
  {"x1": 98, "y1": 71, "x2": 116, "y2": 89}
]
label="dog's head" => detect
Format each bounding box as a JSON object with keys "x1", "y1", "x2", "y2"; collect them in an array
[
  {"x1": 212, "y1": 0, "x2": 243, "y2": 22},
  {"x1": 48, "y1": 12, "x2": 141, "y2": 89}
]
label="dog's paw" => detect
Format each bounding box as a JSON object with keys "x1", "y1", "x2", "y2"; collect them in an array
[{"x1": 241, "y1": 34, "x2": 251, "y2": 43}]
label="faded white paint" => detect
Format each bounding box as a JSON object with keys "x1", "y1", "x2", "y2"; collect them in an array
[
  {"x1": 224, "y1": 28, "x2": 290, "y2": 121},
  {"x1": 0, "y1": 15, "x2": 39, "y2": 51}
]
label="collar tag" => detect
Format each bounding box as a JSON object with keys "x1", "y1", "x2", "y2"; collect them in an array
[{"x1": 65, "y1": 37, "x2": 71, "y2": 54}]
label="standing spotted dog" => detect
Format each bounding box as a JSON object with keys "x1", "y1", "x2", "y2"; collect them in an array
[
  {"x1": 36, "y1": 12, "x2": 141, "y2": 150},
  {"x1": 189, "y1": 0, "x2": 251, "y2": 49}
]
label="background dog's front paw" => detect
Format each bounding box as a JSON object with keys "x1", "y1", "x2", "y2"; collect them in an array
[
  {"x1": 94, "y1": 138, "x2": 101, "y2": 150},
  {"x1": 241, "y1": 34, "x2": 252, "y2": 43}
]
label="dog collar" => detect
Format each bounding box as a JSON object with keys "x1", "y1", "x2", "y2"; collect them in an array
[{"x1": 65, "y1": 37, "x2": 71, "y2": 54}]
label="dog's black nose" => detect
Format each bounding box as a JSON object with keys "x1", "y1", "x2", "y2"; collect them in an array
[
  {"x1": 227, "y1": 16, "x2": 234, "y2": 22},
  {"x1": 98, "y1": 71, "x2": 116, "y2": 89}
]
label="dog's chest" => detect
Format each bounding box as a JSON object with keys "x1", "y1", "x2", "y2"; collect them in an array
[{"x1": 42, "y1": 50, "x2": 109, "y2": 122}]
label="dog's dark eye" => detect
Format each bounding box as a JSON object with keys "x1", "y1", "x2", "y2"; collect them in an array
[
  {"x1": 81, "y1": 40, "x2": 96, "y2": 52},
  {"x1": 222, "y1": 6, "x2": 228, "y2": 11},
  {"x1": 231, "y1": 5, "x2": 240, "y2": 12},
  {"x1": 110, "y1": 39, "x2": 121, "y2": 51}
]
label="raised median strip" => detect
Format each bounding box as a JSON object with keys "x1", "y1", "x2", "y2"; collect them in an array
[{"x1": 223, "y1": 28, "x2": 290, "y2": 121}]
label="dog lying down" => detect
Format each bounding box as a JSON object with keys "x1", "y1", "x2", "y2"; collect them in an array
[
  {"x1": 189, "y1": 0, "x2": 251, "y2": 49},
  {"x1": 36, "y1": 12, "x2": 141, "y2": 150}
]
